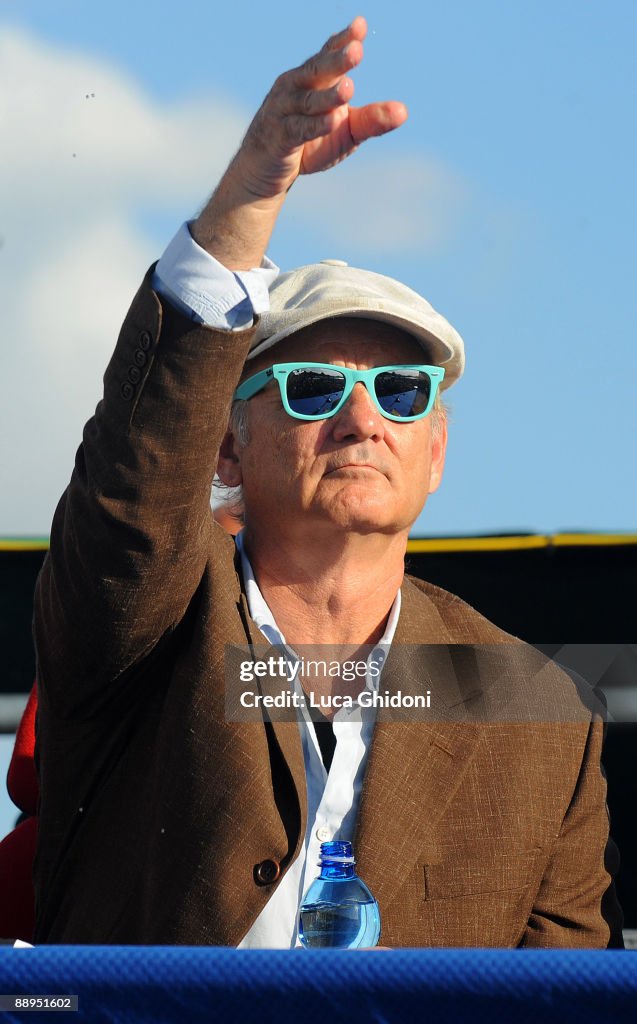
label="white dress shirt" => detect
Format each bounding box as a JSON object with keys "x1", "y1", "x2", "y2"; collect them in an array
[{"x1": 235, "y1": 533, "x2": 400, "y2": 948}]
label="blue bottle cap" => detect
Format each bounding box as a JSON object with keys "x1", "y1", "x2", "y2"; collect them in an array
[{"x1": 319, "y1": 840, "x2": 355, "y2": 865}]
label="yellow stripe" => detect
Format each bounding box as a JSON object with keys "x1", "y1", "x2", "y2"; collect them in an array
[
  {"x1": 407, "y1": 532, "x2": 637, "y2": 554},
  {"x1": 551, "y1": 533, "x2": 637, "y2": 547},
  {"x1": 1, "y1": 534, "x2": 635, "y2": 554},
  {"x1": 407, "y1": 535, "x2": 549, "y2": 553},
  {"x1": 0, "y1": 538, "x2": 50, "y2": 551}
]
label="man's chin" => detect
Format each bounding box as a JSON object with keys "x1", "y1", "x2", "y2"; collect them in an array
[
  {"x1": 315, "y1": 498, "x2": 411, "y2": 536},
  {"x1": 307, "y1": 479, "x2": 423, "y2": 535}
]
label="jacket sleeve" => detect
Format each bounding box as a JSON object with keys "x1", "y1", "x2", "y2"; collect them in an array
[
  {"x1": 33, "y1": 268, "x2": 255, "y2": 713},
  {"x1": 520, "y1": 716, "x2": 624, "y2": 947}
]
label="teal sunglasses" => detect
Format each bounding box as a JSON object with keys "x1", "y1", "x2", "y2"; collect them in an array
[{"x1": 234, "y1": 362, "x2": 445, "y2": 422}]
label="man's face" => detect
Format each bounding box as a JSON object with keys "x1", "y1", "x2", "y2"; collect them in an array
[{"x1": 217, "y1": 318, "x2": 447, "y2": 538}]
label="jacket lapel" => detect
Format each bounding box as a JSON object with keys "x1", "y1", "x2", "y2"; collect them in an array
[
  {"x1": 236, "y1": 590, "x2": 308, "y2": 854},
  {"x1": 355, "y1": 576, "x2": 486, "y2": 908}
]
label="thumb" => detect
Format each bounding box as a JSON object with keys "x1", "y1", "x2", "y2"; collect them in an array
[{"x1": 349, "y1": 101, "x2": 408, "y2": 143}]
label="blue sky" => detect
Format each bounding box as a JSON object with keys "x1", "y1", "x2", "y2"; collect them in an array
[{"x1": 1, "y1": 0, "x2": 636, "y2": 537}]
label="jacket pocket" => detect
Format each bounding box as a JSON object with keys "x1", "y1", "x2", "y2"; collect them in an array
[{"x1": 422, "y1": 841, "x2": 545, "y2": 901}]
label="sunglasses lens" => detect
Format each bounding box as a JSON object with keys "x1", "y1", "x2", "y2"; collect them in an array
[
  {"x1": 374, "y1": 370, "x2": 432, "y2": 419},
  {"x1": 286, "y1": 367, "x2": 346, "y2": 417}
]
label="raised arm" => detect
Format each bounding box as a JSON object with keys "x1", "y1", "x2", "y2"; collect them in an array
[
  {"x1": 192, "y1": 15, "x2": 407, "y2": 269},
  {"x1": 34, "y1": 17, "x2": 407, "y2": 712}
]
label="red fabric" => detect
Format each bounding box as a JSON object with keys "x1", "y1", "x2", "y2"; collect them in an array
[
  {"x1": 0, "y1": 816, "x2": 37, "y2": 942},
  {"x1": 7, "y1": 683, "x2": 38, "y2": 815},
  {"x1": 1, "y1": 683, "x2": 38, "y2": 941}
]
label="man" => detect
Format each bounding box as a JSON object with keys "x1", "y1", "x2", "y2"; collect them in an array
[{"x1": 33, "y1": 17, "x2": 621, "y2": 947}]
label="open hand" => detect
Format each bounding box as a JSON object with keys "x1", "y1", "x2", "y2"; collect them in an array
[
  {"x1": 193, "y1": 16, "x2": 407, "y2": 268},
  {"x1": 236, "y1": 16, "x2": 408, "y2": 198}
]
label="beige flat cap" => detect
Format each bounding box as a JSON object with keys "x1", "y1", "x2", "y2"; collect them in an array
[{"x1": 250, "y1": 259, "x2": 465, "y2": 389}]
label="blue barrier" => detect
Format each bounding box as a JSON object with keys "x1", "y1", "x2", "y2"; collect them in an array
[{"x1": 0, "y1": 947, "x2": 635, "y2": 1024}]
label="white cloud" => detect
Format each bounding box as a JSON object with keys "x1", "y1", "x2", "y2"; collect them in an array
[
  {"x1": 0, "y1": 25, "x2": 470, "y2": 534},
  {"x1": 287, "y1": 151, "x2": 468, "y2": 255},
  {"x1": 0, "y1": 26, "x2": 247, "y2": 533},
  {"x1": 0, "y1": 28, "x2": 244, "y2": 212}
]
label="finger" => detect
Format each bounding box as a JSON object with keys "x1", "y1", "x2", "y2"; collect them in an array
[
  {"x1": 287, "y1": 77, "x2": 354, "y2": 118},
  {"x1": 283, "y1": 109, "x2": 345, "y2": 147},
  {"x1": 321, "y1": 15, "x2": 367, "y2": 54},
  {"x1": 349, "y1": 101, "x2": 409, "y2": 143},
  {"x1": 292, "y1": 35, "x2": 363, "y2": 90}
]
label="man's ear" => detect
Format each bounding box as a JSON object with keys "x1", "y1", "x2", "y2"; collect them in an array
[
  {"x1": 216, "y1": 429, "x2": 243, "y2": 487},
  {"x1": 427, "y1": 417, "x2": 448, "y2": 495}
]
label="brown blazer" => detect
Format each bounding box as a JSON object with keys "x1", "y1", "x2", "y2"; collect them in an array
[{"x1": 32, "y1": 273, "x2": 622, "y2": 947}]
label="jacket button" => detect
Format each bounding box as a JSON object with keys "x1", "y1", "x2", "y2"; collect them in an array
[
  {"x1": 254, "y1": 859, "x2": 281, "y2": 885},
  {"x1": 127, "y1": 365, "x2": 142, "y2": 384},
  {"x1": 134, "y1": 348, "x2": 147, "y2": 367},
  {"x1": 139, "y1": 331, "x2": 152, "y2": 351},
  {"x1": 120, "y1": 382, "x2": 134, "y2": 401}
]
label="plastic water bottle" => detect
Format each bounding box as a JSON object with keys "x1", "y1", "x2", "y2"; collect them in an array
[{"x1": 299, "y1": 841, "x2": 381, "y2": 948}]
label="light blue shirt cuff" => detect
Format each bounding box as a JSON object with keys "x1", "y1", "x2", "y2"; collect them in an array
[{"x1": 153, "y1": 221, "x2": 279, "y2": 330}]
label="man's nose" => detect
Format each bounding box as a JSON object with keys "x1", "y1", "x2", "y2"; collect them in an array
[{"x1": 330, "y1": 382, "x2": 386, "y2": 442}]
